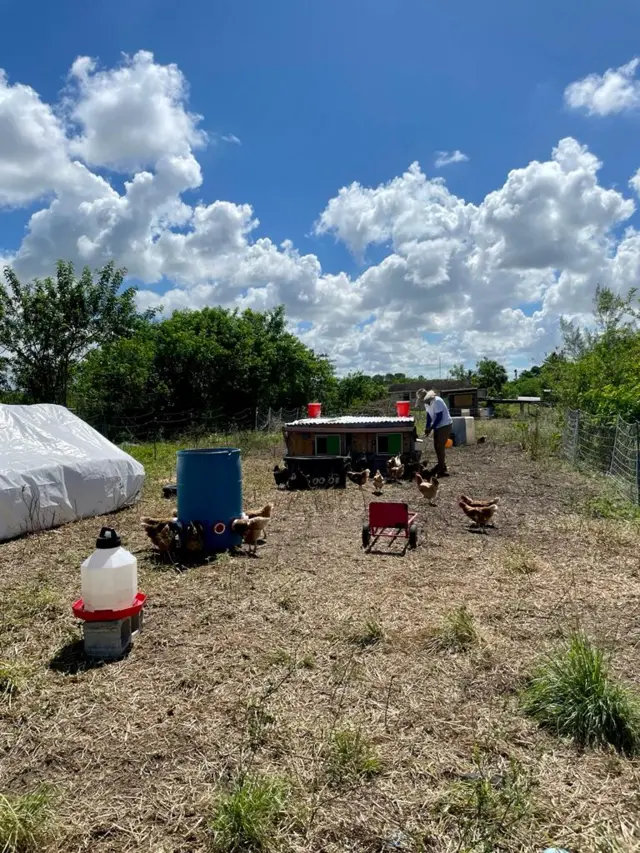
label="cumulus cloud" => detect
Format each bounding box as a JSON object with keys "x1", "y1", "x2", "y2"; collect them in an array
[
  {"x1": 1, "y1": 52, "x2": 639, "y2": 374},
  {"x1": 67, "y1": 51, "x2": 207, "y2": 170},
  {"x1": 564, "y1": 58, "x2": 640, "y2": 116},
  {"x1": 0, "y1": 70, "x2": 70, "y2": 206},
  {"x1": 434, "y1": 149, "x2": 469, "y2": 168}
]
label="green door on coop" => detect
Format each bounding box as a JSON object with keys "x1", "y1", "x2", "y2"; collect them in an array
[
  {"x1": 315, "y1": 435, "x2": 341, "y2": 455},
  {"x1": 377, "y1": 433, "x2": 402, "y2": 454}
]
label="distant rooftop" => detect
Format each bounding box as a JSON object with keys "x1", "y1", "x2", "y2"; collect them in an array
[{"x1": 388, "y1": 379, "x2": 481, "y2": 392}]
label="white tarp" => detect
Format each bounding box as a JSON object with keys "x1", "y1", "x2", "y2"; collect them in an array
[{"x1": 0, "y1": 404, "x2": 145, "y2": 542}]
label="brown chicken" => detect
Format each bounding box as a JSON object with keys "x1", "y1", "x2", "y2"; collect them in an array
[
  {"x1": 387, "y1": 455, "x2": 402, "y2": 478},
  {"x1": 391, "y1": 463, "x2": 405, "y2": 481},
  {"x1": 372, "y1": 470, "x2": 384, "y2": 494},
  {"x1": 459, "y1": 495, "x2": 498, "y2": 530},
  {"x1": 245, "y1": 503, "x2": 273, "y2": 519},
  {"x1": 182, "y1": 521, "x2": 205, "y2": 553},
  {"x1": 231, "y1": 515, "x2": 271, "y2": 555},
  {"x1": 347, "y1": 468, "x2": 370, "y2": 489},
  {"x1": 243, "y1": 503, "x2": 274, "y2": 539},
  {"x1": 460, "y1": 494, "x2": 500, "y2": 508},
  {"x1": 140, "y1": 512, "x2": 178, "y2": 553},
  {"x1": 415, "y1": 472, "x2": 439, "y2": 505}
]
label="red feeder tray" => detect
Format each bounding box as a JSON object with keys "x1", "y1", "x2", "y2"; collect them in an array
[{"x1": 72, "y1": 592, "x2": 147, "y2": 622}]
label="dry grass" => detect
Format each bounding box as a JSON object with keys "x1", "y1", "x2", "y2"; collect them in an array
[{"x1": 1, "y1": 428, "x2": 640, "y2": 851}]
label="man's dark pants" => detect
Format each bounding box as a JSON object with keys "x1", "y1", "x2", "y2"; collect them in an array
[{"x1": 433, "y1": 424, "x2": 451, "y2": 476}]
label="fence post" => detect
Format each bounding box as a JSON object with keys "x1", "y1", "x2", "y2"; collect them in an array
[
  {"x1": 573, "y1": 411, "x2": 580, "y2": 465},
  {"x1": 267, "y1": 408, "x2": 271, "y2": 432},
  {"x1": 254, "y1": 408, "x2": 258, "y2": 431},
  {"x1": 636, "y1": 422, "x2": 640, "y2": 506}
]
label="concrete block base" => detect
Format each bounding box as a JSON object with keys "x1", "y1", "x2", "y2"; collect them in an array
[
  {"x1": 83, "y1": 609, "x2": 144, "y2": 660},
  {"x1": 451, "y1": 416, "x2": 476, "y2": 446}
]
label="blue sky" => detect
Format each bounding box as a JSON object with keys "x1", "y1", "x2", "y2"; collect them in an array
[{"x1": 1, "y1": 0, "x2": 640, "y2": 374}]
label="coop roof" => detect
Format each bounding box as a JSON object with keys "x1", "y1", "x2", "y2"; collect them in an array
[
  {"x1": 388, "y1": 380, "x2": 481, "y2": 393},
  {"x1": 285, "y1": 415, "x2": 415, "y2": 430}
]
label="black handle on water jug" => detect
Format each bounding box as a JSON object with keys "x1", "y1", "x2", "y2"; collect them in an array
[{"x1": 95, "y1": 527, "x2": 122, "y2": 549}]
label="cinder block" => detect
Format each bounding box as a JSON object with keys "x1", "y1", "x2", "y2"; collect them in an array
[
  {"x1": 83, "y1": 612, "x2": 143, "y2": 660},
  {"x1": 131, "y1": 608, "x2": 143, "y2": 637}
]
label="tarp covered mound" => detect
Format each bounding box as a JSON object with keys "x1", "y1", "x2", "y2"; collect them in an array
[{"x1": 0, "y1": 404, "x2": 145, "y2": 542}]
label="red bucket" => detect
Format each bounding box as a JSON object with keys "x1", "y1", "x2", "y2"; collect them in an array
[
  {"x1": 395, "y1": 400, "x2": 411, "y2": 417},
  {"x1": 307, "y1": 402, "x2": 322, "y2": 419}
]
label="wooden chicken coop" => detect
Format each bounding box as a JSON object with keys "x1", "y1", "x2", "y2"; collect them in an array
[{"x1": 282, "y1": 415, "x2": 421, "y2": 489}]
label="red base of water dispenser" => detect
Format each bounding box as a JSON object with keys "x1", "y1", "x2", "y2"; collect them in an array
[{"x1": 72, "y1": 592, "x2": 146, "y2": 622}]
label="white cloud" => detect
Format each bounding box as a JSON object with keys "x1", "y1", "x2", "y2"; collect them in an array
[
  {"x1": 1, "y1": 52, "x2": 639, "y2": 375},
  {"x1": 0, "y1": 70, "x2": 70, "y2": 206},
  {"x1": 434, "y1": 149, "x2": 469, "y2": 168},
  {"x1": 220, "y1": 133, "x2": 241, "y2": 145},
  {"x1": 68, "y1": 50, "x2": 206, "y2": 170},
  {"x1": 564, "y1": 58, "x2": 640, "y2": 116},
  {"x1": 473, "y1": 138, "x2": 633, "y2": 271}
]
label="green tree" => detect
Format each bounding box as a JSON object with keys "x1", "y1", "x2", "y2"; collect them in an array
[
  {"x1": 553, "y1": 286, "x2": 640, "y2": 419},
  {"x1": 149, "y1": 305, "x2": 334, "y2": 414},
  {"x1": 449, "y1": 363, "x2": 476, "y2": 383},
  {"x1": 475, "y1": 359, "x2": 508, "y2": 395},
  {"x1": 72, "y1": 325, "x2": 163, "y2": 425},
  {"x1": 0, "y1": 260, "x2": 155, "y2": 405},
  {"x1": 333, "y1": 372, "x2": 387, "y2": 410},
  {"x1": 73, "y1": 304, "x2": 336, "y2": 426}
]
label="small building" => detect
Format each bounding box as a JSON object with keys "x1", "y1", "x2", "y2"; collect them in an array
[
  {"x1": 282, "y1": 415, "x2": 421, "y2": 488},
  {"x1": 388, "y1": 380, "x2": 486, "y2": 416}
]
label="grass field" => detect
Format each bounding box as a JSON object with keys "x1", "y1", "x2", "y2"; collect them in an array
[{"x1": 2, "y1": 419, "x2": 640, "y2": 852}]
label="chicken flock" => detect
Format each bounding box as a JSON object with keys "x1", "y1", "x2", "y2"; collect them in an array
[
  {"x1": 141, "y1": 503, "x2": 274, "y2": 558},
  {"x1": 142, "y1": 441, "x2": 498, "y2": 559}
]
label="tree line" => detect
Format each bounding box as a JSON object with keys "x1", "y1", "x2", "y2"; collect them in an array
[
  {"x1": 1, "y1": 261, "x2": 638, "y2": 427},
  {"x1": 0, "y1": 261, "x2": 388, "y2": 425},
  {"x1": 509, "y1": 286, "x2": 640, "y2": 422}
]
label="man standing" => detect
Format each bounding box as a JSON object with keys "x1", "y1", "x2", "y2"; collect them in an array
[{"x1": 421, "y1": 389, "x2": 452, "y2": 477}]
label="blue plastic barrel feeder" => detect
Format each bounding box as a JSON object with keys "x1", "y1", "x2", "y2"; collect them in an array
[{"x1": 176, "y1": 448, "x2": 243, "y2": 552}]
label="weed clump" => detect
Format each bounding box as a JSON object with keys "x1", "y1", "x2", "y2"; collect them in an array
[
  {"x1": 0, "y1": 786, "x2": 54, "y2": 853},
  {"x1": 503, "y1": 544, "x2": 539, "y2": 575},
  {"x1": 429, "y1": 605, "x2": 480, "y2": 652},
  {"x1": 325, "y1": 726, "x2": 382, "y2": 786},
  {"x1": 523, "y1": 633, "x2": 640, "y2": 755},
  {"x1": 208, "y1": 774, "x2": 291, "y2": 852},
  {"x1": 348, "y1": 616, "x2": 385, "y2": 649},
  {"x1": 438, "y1": 755, "x2": 533, "y2": 852}
]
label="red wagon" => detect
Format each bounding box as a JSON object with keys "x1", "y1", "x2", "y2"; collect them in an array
[{"x1": 362, "y1": 501, "x2": 418, "y2": 551}]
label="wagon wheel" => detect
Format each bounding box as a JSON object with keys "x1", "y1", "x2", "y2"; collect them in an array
[
  {"x1": 362, "y1": 524, "x2": 371, "y2": 549},
  {"x1": 409, "y1": 523, "x2": 418, "y2": 549}
]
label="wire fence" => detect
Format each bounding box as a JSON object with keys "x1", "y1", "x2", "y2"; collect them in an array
[
  {"x1": 562, "y1": 410, "x2": 640, "y2": 503},
  {"x1": 76, "y1": 398, "x2": 417, "y2": 444},
  {"x1": 76, "y1": 405, "x2": 310, "y2": 444}
]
